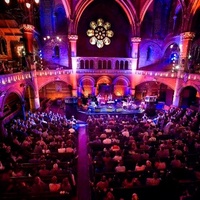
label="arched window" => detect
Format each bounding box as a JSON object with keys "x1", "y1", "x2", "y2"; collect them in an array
[
  {"x1": 54, "y1": 45, "x2": 60, "y2": 58},
  {"x1": 147, "y1": 46, "x2": 152, "y2": 61},
  {"x1": 0, "y1": 37, "x2": 7, "y2": 55},
  {"x1": 54, "y1": 6, "x2": 68, "y2": 34}
]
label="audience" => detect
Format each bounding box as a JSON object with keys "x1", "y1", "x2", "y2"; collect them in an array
[
  {"x1": 1, "y1": 105, "x2": 200, "y2": 199},
  {"x1": 0, "y1": 110, "x2": 78, "y2": 199},
  {"x1": 88, "y1": 106, "x2": 200, "y2": 199}
]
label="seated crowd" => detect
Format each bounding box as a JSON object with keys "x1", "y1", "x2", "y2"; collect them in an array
[
  {"x1": 0, "y1": 111, "x2": 78, "y2": 199},
  {"x1": 87, "y1": 107, "x2": 200, "y2": 200},
  {"x1": 1, "y1": 105, "x2": 200, "y2": 200}
]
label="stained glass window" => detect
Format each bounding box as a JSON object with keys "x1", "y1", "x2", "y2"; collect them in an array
[{"x1": 87, "y1": 18, "x2": 114, "y2": 48}]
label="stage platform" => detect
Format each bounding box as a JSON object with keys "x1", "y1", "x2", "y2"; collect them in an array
[{"x1": 76, "y1": 108, "x2": 145, "y2": 121}]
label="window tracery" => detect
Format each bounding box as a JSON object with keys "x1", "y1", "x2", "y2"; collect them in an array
[{"x1": 87, "y1": 18, "x2": 114, "y2": 48}]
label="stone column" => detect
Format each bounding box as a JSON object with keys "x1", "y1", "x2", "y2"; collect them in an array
[
  {"x1": 179, "y1": 32, "x2": 195, "y2": 71},
  {"x1": 130, "y1": 87, "x2": 136, "y2": 97},
  {"x1": 172, "y1": 71, "x2": 182, "y2": 106},
  {"x1": 68, "y1": 35, "x2": 78, "y2": 96},
  {"x1": 131, "y1": 37, "x2": 141, "y2": 70},
  {"x1": 20, "y1": 24, "x2": 35, "y2": 70},
  {"x1": 30, "y1": 69, "x2": 40, "y2": 111},
  {"x1": 93, "y1": 86, "x2": 97, "y2": 96},
  {"x1": 20, "y1": 24, "x2": 35, "y2": 55},
  {"x1": 68, "y1": 35, "x2": 78, "y2": 71},
  {"x1": 71, "y1": 89, "x2": 77, "y2": 97}
]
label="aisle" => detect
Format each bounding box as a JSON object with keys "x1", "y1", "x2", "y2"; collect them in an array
[{"x1": 77, "y1": 124, "x2": 91, "y2": 200}]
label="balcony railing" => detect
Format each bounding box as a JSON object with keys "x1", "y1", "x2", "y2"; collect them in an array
[
  {"x1": 76, "y1": 57, "x2": 133, "y2": 70},
  {"x1": 0, "y1": 71, "x2": 32, "y2": 85},
  {"x1": 1, "y1": 56, "x2": 200, "y2": 85}
]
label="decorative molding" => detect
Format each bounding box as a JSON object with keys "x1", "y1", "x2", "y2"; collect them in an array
[
  {"x1": 19, "y1": 24, "x2": 35, "y2": 32},
  {"x1": 131, "y1": 37, "x2": 141, "y2": 43},
  {"x1": 181, "y1": 32, "x2": 195, "y2": 40},
  {"x1": 68, "y1": 35, "x2": 78, "y2": 41}
]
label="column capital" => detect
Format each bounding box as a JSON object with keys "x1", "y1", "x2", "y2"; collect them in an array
[
  {"x1": 180, "y1": 32, "x2": 195, "y2": 40},
  {"x1": 19, "y1": 24, "x2": 35, "y2": 32},
  {"x1": 131, "y1": 37, "x2": 141, "y2": 43},
  {"x1": 68, "y1": 34, "x2": 78, "y2": 41}
]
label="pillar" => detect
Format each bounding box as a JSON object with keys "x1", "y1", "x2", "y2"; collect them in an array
[
  {"x1": 30, "y1": 69, "x2": 40, "y2": 111},
  {"x1": 21, "y1": 100, "x2": 26, "y2": 120},
  {"x1": 77, "y1": 86, "x2": 82, "y2": 97},
  {"x1": 20, "y1": 24, "x2": 35, "y2": 55},
  {"x1": 131, "y1": 37, "x2": 141, "y2": 70},
  {"x1": 68, "y1": 35, "x2": 78, "y2": 96},
  {"x1": 72, "y1": 89, "x2": 77, "y2": 97},
  {"x1": 68, "y1": 35, "x2": 78, "y2": 71},
  {"x1": 172, "y1": 71, "x2": 182, "y2": 107},
  {"x1": 130, "y1": 87, "x2": 136, "y2": 97},
  {"x1": 20, "y1": 24, "x2": 35, "y2": 71},
  {"x1": 179, "y1": 32, "x2": 195, "y2": 71},
  {"x1": 0, "y1": 107, "x2": 3, "y2": 137},
  {"x1": 93, "y1": 86, "x2": 97, "y2": 96}
]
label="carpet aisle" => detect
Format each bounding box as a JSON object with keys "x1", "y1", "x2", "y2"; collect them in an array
[{"x1": 77, "y1": 124, "x2": 91, "y2": 200}]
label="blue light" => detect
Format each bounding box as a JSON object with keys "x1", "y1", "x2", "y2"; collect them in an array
[{"x1": 171, "y1": 53, "x2": 178, "y2": 61}]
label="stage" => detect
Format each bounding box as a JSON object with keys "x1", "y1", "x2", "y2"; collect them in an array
[
  {"x1": 76, "y1": 104, "x2": 145, "y2": 121},
  {"x1": 64, "y1": 96, "x2": 157, "y2": 120}
]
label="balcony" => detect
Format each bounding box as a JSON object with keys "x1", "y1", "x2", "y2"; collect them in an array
[
  {"x1": 76, "y1": 57, "x2": 132, "y2": 70},
  {"x1": 0, "y1": 56, "x2": 200, "y2": 85}
]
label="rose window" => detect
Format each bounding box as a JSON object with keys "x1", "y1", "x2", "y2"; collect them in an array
[{"x1": 87, "y1": 18, "x2": 114, "y2": 48}]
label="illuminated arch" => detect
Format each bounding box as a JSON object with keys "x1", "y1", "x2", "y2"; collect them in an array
[
  {"x1": 79, "y1": 76, "x2": 95, "y2": 87},
  {"x1": 38, "y1": 79, "x2": 70, "y2": 91},
  {"x1": 61, "y1": 0, "x2": 71, "y2": 19},
  {"x1": 185, "y1": 0, "x2": 200, "y2": 30},
  {"x1": 139, "y1": 0, "x2": 153, "y2": 25},
  {"x1": 113, "y1": 76, "x2": 130, "y2": 86},
  {"x1": 177, "y1": 83, "x2": 200, "y2": 97},
  {"x1": 135, "y1": 77, "x2": 175, "y2": 92},
  {"x1": 72, "y1": 0, "x2": 139, "y2": 35},
  {"x1": 0, "y1": 89, "x2": 23, "y2": 112},
  {"x1": 96, "y1": 76, "x2": 112, "y2": 86},
  {"x1": 163, "y1": 41, "x2": 180, "y2": 55}
]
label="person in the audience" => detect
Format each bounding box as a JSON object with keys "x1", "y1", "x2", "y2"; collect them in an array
[
  {"x1": 115, "y1": 160, "x2": 126, "y2": 172},
  {"x1": 146, "y1": 172, "x2": 161, "y2": 186},
  {"x1": 96, "y1": 175, "x2": 109, "y2": 192},
  {"x1": 50, "y1": 163, "x2": 63, "y2": 175},
  {"x1": 38, "y1": 164, "x2": 50, "y2": 176},
  {"x1": 60, "y1": 177, "x2": 72, "y2": 194},
  {"x1": 49, "y1": 175, "x2": 61, "y2": 192},
  {"x1": 104, "y1": 191, "x2": 115, "y2": 200},
  {"x1": 170, "y1": 155, "x2": 182, "y2": 169},
  {"x1": 31, "y1": 176, "x2": 48, "y2": 193},
  {"x1": 135, "y1": 161, "x2": 146, "y2": 172},
  {"x1": 154, "y1": 158, "x2": 167, "y2": 171},
  {"x1": 132, "y1": 193, "x2": 139, "y2": 200}
]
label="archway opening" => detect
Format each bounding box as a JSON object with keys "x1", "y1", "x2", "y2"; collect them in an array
[
  {"x1": 39, "y1": 81, "x2": 72, "y2": 113},
  {"x1": 135, "y1": 81, "x2": 174, "y2": 106},
  {"x1": 179, "y1": 86, "x2": 198, "y2": 109},
  {"x1": 2, "y1": 92, "x2": 22, "y2": 119}
]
